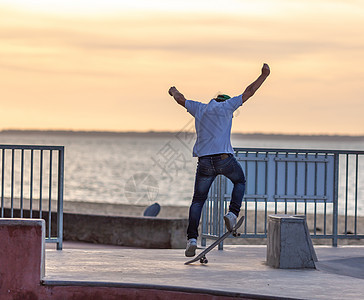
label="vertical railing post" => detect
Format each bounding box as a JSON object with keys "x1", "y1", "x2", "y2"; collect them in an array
[
  {"x1": 30, "y1": 150, "x2": 34, "y2": 218},
  {"x1": 354, "y1": 154, "x2": 359, "y2": 235},
  {"x1": 201, "y1": 182, "x2": 210, "y2": 247},
  {"x1": 218, "y1": 176, "x2": 225, "y2": 250},
  {"x1": 201, "y1": 200, "x2": 207, "y2": 247},
  {"x1": 57, "y1": 147, "x2": 64, "y2": 250},
  {"x1": 1, "y1": 149, "x2": 5, "y2": 218},
  {"x1": 11, "y1": 149, "x2": 14, "y2": 218},
  {"x1": 212, "y1": 176, "x2": 219, "y2": 237},
  {"x1": 332, "y1": 152, "x2": 339, "y2": 247},
  {"x1": 20, "y1": 149, "x2": 24, "y2": 218},
  {"x1": 39, "y1": 150, "x2": 43, "y2": 219},
  {"x1": 48, "y1": 150, "x2": 53, "y2": 239}
]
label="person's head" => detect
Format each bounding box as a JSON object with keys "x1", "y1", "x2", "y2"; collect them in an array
[{"x1": 214, "y1": 94, "x2": 231, "y2": 102}]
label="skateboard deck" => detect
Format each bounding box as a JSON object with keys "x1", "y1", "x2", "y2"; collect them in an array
[{"x1": 185, "y1": 216, "x2": 245, "y2": 265}]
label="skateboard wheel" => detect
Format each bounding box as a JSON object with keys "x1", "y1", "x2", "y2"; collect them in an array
[{"x1": 200, "y1": 257, "x2": 208, "y2": 264}]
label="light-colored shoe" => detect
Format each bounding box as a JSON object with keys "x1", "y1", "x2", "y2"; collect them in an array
[
  {"x1": 185, "y1": 238, "x2": 197, "y2": 257},
  {"x1": 224, "y1": 212, "x2": 237, "y2": 231}
]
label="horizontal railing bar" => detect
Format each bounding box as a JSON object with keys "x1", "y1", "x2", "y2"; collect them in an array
[
  {"x1": 0, "y1": 145, "x2": 64, "y2": 151},
  {"x1": 274, "y1": 157, "x2": 329, "y2": 162},
  {"x1": 201, "y1": 234, "x2": 268, "y2": 240},
  {"x1": 236, "y1": 157, "x2": 269, "y2": 161},
  {"x1": 223, "y1": 194, "x2": 268, "y2": 199},
  {"x1": 274, "y1": 195, "x2": 328, "y2": 200},
  {"x1": 234, "y1": 147, "x2": 364, "y2": 155},
  {"x1": 221, "y1": 194, "x2": 330, "y2": 201},
  {"x1": 45, "y1": 238, "x2": 61, "y2": 243},
  {"x1": 336, "y1": 235, "x2": 364, "y2": 239}
]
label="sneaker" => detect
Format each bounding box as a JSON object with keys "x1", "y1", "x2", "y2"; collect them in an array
[
  {"x1": 185, "y1": 238, "x2": 197, "y2": 257},
  {"x1": 224, "y1": 212, "x2": 237, "y2": 231}
]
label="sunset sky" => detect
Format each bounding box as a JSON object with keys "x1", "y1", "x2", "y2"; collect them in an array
[{"x1": 1, "y1": 0, "x2": 363, "y2": 135}]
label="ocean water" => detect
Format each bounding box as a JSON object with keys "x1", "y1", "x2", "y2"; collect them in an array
[{"x1": 0, "y1": 131, "x2": 363, "y2": 215}]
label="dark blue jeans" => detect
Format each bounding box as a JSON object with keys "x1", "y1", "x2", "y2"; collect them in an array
[{"x1": 187, "y1": 154, "x2": 246, "y2": 239}]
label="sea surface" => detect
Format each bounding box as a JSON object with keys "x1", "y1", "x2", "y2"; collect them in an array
[{"x1": 0, "y1": 130, "x2": 363, "y2": 215}]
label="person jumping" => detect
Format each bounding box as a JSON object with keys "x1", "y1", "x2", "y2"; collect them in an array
[{"x1": 169, "y1": 63, "x2": 270, "y2": 257}]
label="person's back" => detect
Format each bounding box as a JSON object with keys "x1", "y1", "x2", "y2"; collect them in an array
[{"x1": 185, "y1": 96, "x2": 243, "y2": 157}]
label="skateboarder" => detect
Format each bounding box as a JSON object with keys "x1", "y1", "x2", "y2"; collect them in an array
[{"x1": 169, "y1": 63, "x2": 270, "y2": 257}]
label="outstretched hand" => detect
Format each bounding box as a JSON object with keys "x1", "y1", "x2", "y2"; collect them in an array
[
  {"x1": 261, "y1": 63, "x2": 270, "y2": 77},
  {"x1": 168, "y1": 86, "x2": 179, "y2": 97},
  {"x1": 168, "y1": 86, "x2": 186, "y2": 107}
]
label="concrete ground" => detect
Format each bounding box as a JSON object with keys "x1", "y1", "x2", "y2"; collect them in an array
[{"x1": 45, "y1": 242, "x2": 364, "y2": 300}]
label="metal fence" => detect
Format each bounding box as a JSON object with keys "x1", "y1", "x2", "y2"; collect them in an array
[
  {"x1": 201, "y1": 148, "x2": 364, "y2": 248},
  {"x1": 0, "y1": 145, "x2": 64, "y2": 250}
]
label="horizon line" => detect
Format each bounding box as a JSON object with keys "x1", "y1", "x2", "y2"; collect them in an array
[{"x1": 1, "y1": 129, "x2": 363, "y2": 139}]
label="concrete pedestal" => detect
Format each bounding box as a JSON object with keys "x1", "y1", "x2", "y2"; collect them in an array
[
  {"x1": 0, "y1": 218, "x2": 45, "y2": 298},
  {"x1": 267, "y1": 214, "x2": 318, "y2": 269}
]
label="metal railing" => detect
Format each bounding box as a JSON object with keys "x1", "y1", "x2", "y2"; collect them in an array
[
  {"x1": 202, "y1": 148, "x2": 364, "y2": 248},
  {"x1": 0, "y1": 145, "x2": 64, "y2": 250}
]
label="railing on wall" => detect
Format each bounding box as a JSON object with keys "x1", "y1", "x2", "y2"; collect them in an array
[
  {"x1": 201, "y1": 148, "x2": 364, "y2": 248},
  {"x1": 0, "y1": 145, "x2": 64, "y2": 250}
]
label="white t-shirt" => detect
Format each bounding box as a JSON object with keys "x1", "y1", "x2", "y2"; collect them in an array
[{"x1": 185, "y1": 94, "x2": 243, "y2": 157}]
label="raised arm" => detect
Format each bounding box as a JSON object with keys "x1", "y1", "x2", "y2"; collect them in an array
[
  {"x1": 168, "y1": 86, "x2": 186, "y2": 107},
  {"x1": 242, "y1": 63, "x2": 270, "y2": 103}
]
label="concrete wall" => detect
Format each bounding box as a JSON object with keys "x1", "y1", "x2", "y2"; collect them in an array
[
  {"x1": 4, "y1": 208, "x2": 188, "y2": 249},
  {"x1": 62, "y1": 213, "x2": 188, "y2": 249}
]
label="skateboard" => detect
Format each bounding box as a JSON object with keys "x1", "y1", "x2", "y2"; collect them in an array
[{"x1": 185, "y1": 216, "x2": 245, "y2": 265}]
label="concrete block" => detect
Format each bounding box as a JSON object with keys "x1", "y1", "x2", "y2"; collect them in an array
[
  {"x1": 0, "y1": 218, "x2": 45, "y2": 297},
  {"x1": 62, "y1": 213, "x2": 188, "y2": 249},
  {"x1": 267, "y1": 214, "x2": 318, "y2": 269}
]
